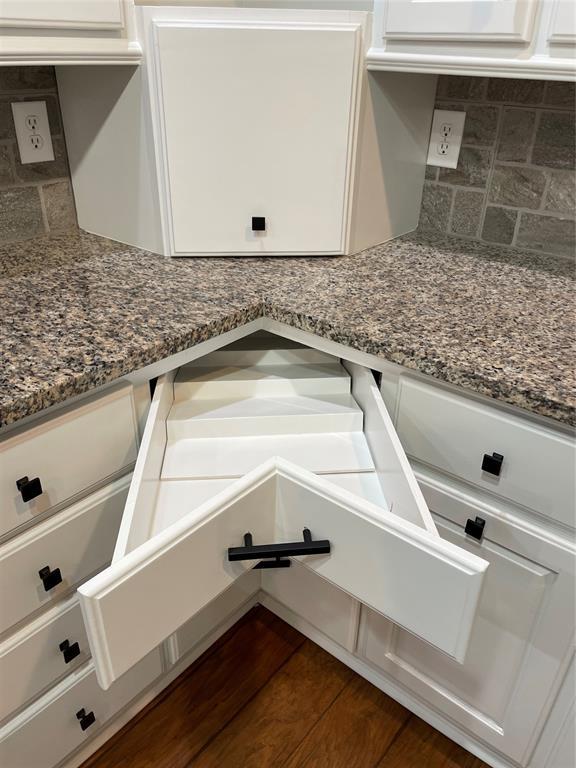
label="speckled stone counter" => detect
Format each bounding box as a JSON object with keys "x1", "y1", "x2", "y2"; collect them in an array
[{"x1": 1, "y1": 230, "x2": 574, "y2": 429}]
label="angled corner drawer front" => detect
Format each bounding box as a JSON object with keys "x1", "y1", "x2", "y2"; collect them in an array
[
  {"x1": 395, "y1": 379, "x2": 576, "y2": 529},
  {"x1": 0, "y1": 384, "x2": 138, "y2": 539},
  {"x1": 78, "y1": 362, "x2": 488, "y2": 690}
]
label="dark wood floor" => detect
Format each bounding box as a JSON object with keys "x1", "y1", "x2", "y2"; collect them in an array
[{"x1": 81, "y1": 607, "x2": 488, "y2": 768}]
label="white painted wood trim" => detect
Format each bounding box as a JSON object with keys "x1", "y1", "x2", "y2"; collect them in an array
[
  {"x1": 0, "y1": 38, "x2": 142, "y2": 65},
  {"x1": 365, "y1": 49, "x2": 576, "y2": 80}
]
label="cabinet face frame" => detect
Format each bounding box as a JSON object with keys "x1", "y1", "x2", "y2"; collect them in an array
[
  {"x1": 378, "y1": 0, "x2": 539, "y2": 43},
  {"x1": 0, "y1": 0, "x2": 124, "y2": 29},
  {"x1": 138, "y1": 6, "x2": 364, "y2": 257},
  {"x1": 358, "y1": 473, "x2": 576, "y2": 765}
]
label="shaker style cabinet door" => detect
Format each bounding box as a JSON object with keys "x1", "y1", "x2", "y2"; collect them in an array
[
  {"x1": 78, "y1": 344, "x2": 488, "y2": 690},
  {"x1": 380, "y1": 0, "x2": 538, "y2": 42},
  {"x1": 145, "y1": 16, "x2": 361, "y2": 255},
  {"x1": 0, "y1": 0, "x2": 124, "y2": 28}
]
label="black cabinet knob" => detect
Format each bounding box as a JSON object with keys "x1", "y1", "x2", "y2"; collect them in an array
[
  {"x1": 16, "y1": 476, "x2": 43, "y2": 502},
  {"x1": 59, "y1": 639, "x2": 81, "y2": 663},
  {"x1": 38, "y1": 565, "x2": 62, "y2": 591},
  {"x1": 251, "y1": 216, "x2": 266, "y2": 232},
  {"x1": 465, "y1": 516, "x2": 486, "y2": 541},
  {"x1": 76, "y1": 708, "x2": 96, "y2": 731},
  {"x1": 481, "y1": 452, "x2": 504, "y2": 476}
]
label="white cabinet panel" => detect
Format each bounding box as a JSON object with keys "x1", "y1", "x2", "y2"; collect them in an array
[
  {"x1": 548, "y1": 0, "x2": 576, "y2": 44},
  {"x1": 359, "y1": 497, "x2": 575, "y2": 764},
  {"x1": 150, "y1": 19, "x2": 360, "y2": 255},
  {"x1": 0, "y1": 1, "x2": 123, "y2": 29},
  {"x1": 381, "y1": 0, "x2": 538, "y2": 42}
]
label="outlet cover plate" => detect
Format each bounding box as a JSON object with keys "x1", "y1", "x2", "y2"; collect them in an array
[
  {"x1": 427, "y1": 109, "x2": 466, "y2": 169},
  {"x1": 11, "y1": 101, "x2": 55, "y2": 164}
]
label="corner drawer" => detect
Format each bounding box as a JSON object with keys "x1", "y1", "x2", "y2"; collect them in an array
[
  {"x1": 0, "y1": 384, "x2": 138, "y2": 539},
  {"x1": 395, "y1": 379, "x2": 576, "y2": 528},
  {"x1": 0, "y1": 597, "x2": 89, "y2": 723},
  {"x1": 0, "y1": 477, "x2": 129, "y2": 636},
  {"x1": 0, "y1": 649, "x2": 162, "y2": 768}
]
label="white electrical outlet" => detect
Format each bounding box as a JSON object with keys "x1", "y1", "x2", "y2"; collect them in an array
[
  {"x1": 426, "y1": 109, "x2": 466, "y2": 169},
  {"x1": 11, "y1": 101, "x2": 55, "y2": 164}
]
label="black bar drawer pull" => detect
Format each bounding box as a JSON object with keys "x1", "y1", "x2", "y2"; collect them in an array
[
  {"x1": 465, "y1": 516, "x2": 486, "y2": 541},
  {"x1": 16, "y1": 476, "x2": 43, "y2": 502},
  {"x1": 481, "y1": 452, "x2": 504, "y2": 476},
  {"x1": 38, "y1": 565, "x2": 62, "y2": 591},
  {"x1": 251, "y1": 216, "x2": 266, "y2": 232},
  {"x1": 59, "y1": 639, "x2": 80, "y2": 663},
  {"x1": 228, "y1": 528, "x2": 330, "y2": 569},
  {"x1": 76, "y1": 709, "x2": 95, "y2": 731}
]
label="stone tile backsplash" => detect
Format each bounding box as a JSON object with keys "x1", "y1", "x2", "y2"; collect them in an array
[
  {"x1": 419, "y1": 76, "x2": 575, "y2": 259},
  {"x1": 0, "y1": 66, "x2": 77, "y2": 245}
]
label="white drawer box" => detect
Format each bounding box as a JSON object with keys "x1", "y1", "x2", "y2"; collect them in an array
[
  {"x1": 76, "y1": 353, "x2": 487, "y2": 691},
  {"x1": 0, "y1": 649, "x2": 162, "y2": 768},
  {"x1": 0, "y1": 597, "x2": 89, "y2": 723},
  {"x1": 0, "y1": 384, "x2": 138, "y2": 539},
  {"x1": 0, "y1": 477, "x2": 129, "y2": 636},
  {"x1": 395, "y1": 379, "x2": 576, "y2": 528}
]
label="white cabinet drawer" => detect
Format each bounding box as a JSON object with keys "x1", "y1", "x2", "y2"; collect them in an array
[
  {"x1": 76, "y1": 343, "x2": 487, "y2": 690},
  {"x1": 0, "y1": 384, "x2": 138, "y2": 539},
  {"x1": 0, "y1": 650, "x2": 162, "y2": 768},
  {"x1": 0, "y1": 477, "x2": 129, "y2": 635},
  {"x1": 395, "y1": 379, "x2": 576, "y2": 528},
  {"x1": 0, "y1": 597, "x2": 89, "y2": 723}
]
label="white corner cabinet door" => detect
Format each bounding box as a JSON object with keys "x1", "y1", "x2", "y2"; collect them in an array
[
  {"x1": 0, "y1": 1, "x2": 124, "y2": 29},
  {"x1": 380, "y1": 0, "x2": 538, "y2": 42},
  {"x1": 77, "y1": 342, "x2": 488, "y2": 690},
  {"x1": 140, "y1": 7, "x2": 362, "y2": 256},
  {"x1": 358, "y1": 478, "x2": 576, "y2": 765}
]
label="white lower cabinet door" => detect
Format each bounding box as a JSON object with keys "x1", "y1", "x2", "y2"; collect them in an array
[
  {"x1": 78, "y1": 357, "x2": 488, "y2": 691},
  {"x1": 358, "y1": 483, "x2": 576, "y2": 765},
  {"x1": 0, "y1": 650, "x2": 162, "y2": 768}
]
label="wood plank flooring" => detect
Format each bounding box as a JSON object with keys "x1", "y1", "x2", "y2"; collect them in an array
[{"x1": 80, "y1": 607, "x2": 489, "y2": 768}]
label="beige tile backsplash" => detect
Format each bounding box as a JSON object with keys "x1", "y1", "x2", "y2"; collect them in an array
[{"x1": 0, "y1": 67, "x2": 77, "y2": 245}]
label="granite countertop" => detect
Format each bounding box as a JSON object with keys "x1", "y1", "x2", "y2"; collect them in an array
[{"x1": 1, "y1": 230, "x2": 574, "y2": 430}]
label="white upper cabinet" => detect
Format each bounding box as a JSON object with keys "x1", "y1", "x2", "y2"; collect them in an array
[
  {"x1": 382, "y1": 0, "x2": 538, "y2": 42},
  {"x1": 65, "y1": 5, "x2": 433, "y2": 257},
  {"x1": 369, "y1": 0, "x2": 576, "y2": 79},
  {"x1": 0, "y1": 1, "x2": 124, "y2": 29},
  {"x1": 153, "y1": 19, "x2": 359, "y2": 256},
  {"x1": 77, "y1": 341, "x2": 488, "y2": 690},
  {"x1": 0, "y1": 0, "x2": 141, "y2": 65}
]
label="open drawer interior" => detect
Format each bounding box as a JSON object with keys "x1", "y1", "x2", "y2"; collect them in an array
[{"x1": 79, "y1": 332, "x2": 488, "y2": 689}]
